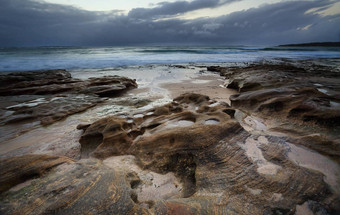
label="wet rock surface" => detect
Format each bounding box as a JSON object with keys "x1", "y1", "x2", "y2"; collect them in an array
[
  {"x1": 0, "y1": 155, "x2": 144, "y2": 215},
  {"x1": 209, "y1": 63, "x2": 340, "y2": 161},
  {"x1": 0, "y1": 70, "x2": 137, "y2": 126},
  {"x1": 1, "y1": 93, "x2": 339, "y2": 214},
  {"x1": 0, "y1": 62, "x2": 339, "y2": 215},
  {"x1": 0, "y1": 154, "x2": 73, "y2": 193}
]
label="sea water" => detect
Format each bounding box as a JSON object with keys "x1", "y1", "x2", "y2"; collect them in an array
[{"x1": 0, "y1": 46, "x2": 339, "y2": 72}]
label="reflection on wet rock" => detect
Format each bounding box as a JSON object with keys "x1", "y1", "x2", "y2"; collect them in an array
[{"x1": 0, "y1": 70, "x2": 137, "y2": 126}]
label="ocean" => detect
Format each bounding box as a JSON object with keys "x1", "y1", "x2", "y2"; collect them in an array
[{"x1": 0, "y1": 46, "x2": 339, "y2": 72}]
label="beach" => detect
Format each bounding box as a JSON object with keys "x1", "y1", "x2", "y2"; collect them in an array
[
  {"x1": 0, "y1": 55, "x2": 339, "y2": 214},
  {"x1": 0, "y1": 64, "x2": 236, "y2": 158}
]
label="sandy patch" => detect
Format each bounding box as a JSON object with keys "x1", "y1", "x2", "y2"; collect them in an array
[
  {"x1": 161, "y1": 75, "x2": 236, "y2": 105},
  {"x1": 287, "y1": 142, "x2": 340, "y2": 193}
]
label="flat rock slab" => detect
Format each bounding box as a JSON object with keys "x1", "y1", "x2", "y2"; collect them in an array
[
  {"x1": 0, "y1": 70, "x2": 137, "y2": 127},
  {"x1": 209, "y1": 63, "x2": 340, "y2": 160}
]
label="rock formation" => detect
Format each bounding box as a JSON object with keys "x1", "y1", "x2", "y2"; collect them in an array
[
  {"x1": 208, "y1": 63, "x2": 340, "y2": 161},
  {"x1": 0, "y1": 70, "x2": 137, "y2": 126},
  {"x1": 1, "y1": 92, "x2": 339, "y2": 214}
]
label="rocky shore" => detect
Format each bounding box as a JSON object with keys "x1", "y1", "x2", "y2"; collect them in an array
[
  {"x1": 0, "y1": 61, "x2": 339, "y2": 215},
  {"x1": 0, "y1": 69, "x2": 137, "y2": 126}
]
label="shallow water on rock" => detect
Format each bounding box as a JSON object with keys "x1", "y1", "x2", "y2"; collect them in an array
[
  {"x1": 133, "y1": 114, "x2": 144, "y2": 118},
  {"x1": 163, "y1": 120, "x2": 195, "y2": 129},
  {"x1": 240, "y1": 136, "x2": 282, "y2": 176},
  {"x1": 204, "y1": 119, "x2": 220, "y2": 125},
  {"x1": 287, "y1": 142, "x2": 340, "y2": 193},
  {"x1": 6, "y1": 98, "x2": 48, "y2": 109}
]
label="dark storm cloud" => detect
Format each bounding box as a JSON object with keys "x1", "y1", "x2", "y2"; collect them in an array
[
  {"x1": 128, "y1": 0, "x2": 238, "y2": 19},
  {"x1": 199, "y1": 0, "x2": 340, "y2": 44},
  {"x1": 0, "y1": 0, "x2": 113, "y2": 46},
  {"x1": 0, "y1": 0, "x2": 339, "y2": 47}
]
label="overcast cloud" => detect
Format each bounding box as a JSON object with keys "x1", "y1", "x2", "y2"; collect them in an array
[
  {"x1": 0, "y1": 0, "x2": 339, "y2": 46},
  {"x1": 128, "y1": 0, "x2": 239, "y2": 19}
]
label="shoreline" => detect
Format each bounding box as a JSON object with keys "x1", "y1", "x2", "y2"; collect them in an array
[
  {"x1": 0, "y1": 59, "x2": 339, "y2": 214},
  {"x1": 0, "y1": 64, "x2": 235, "y2": 158}
]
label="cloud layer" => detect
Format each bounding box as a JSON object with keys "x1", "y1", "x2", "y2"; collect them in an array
[
  {"x1": 128, "y1": 0, "x2": 238, "y2": 19},
  {"x1": 0, "y1": 0, "x2": 339, "y2": 46}
]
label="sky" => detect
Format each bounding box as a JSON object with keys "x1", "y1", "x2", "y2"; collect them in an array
[
  {"x1": 0, "y1": 0, "x2": 339, "y2": 47},
  {"x1": 43, "y1": 0, "x2": 180, "y2": 12}
]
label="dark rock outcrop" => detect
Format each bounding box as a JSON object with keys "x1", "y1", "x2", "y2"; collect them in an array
[
  {"x1": 0, "y1": 70, "x2": 137, "y2": 126},
  {"x1": 0, "y1": 69, "x2": 72, "y2": 89},
  {"x1": 0, "y1": 70, "x2": 137, "y2": 97},
  {"x1": 0, "y1": 154, "x2": 73, "y2": 193},
  {"x1": 210, "y1": 63, "x2": 340, "y2": 160}
]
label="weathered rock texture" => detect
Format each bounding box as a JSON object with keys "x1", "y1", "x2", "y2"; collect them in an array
[
  {"x1": 1, "y1": 93, "x2": 339, "y2": 214},
  {"x1": 0, "y1": 154, "x2": 73, "y2": 193},
  {"x1": 208, "y1": 63, "x2": 340, "y2": 161},
  {"x1": 0, "y1": 70, "x2": 137, "y2": 126},
  {"x1": 0, "y1": 155, "x2": 146, "y2": 215}
]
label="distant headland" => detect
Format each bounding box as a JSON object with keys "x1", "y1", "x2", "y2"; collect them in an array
[{"x1": 279, "y1": 42, "x2": 340, "y2": 47}]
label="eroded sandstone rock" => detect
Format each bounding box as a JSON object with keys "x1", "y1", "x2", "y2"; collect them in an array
[
  {"x1": 0, "y1": 84, "x2": 339, "y2": 214},
  {"x1": 0, "y1": 93, "x2": 334, "y2": 214},
  {"x1": 78, "y1": 93, "x2": 339, "y2": 214},
  {"x1": 0, "y1": 154, "x2": 73, "y2": 193},
  {"x1": 0, "y1": 155, "x2": 147, "y2": 215},
  {"x1": 209, "y1": 63, "x2": 340, "y2": 160},
  {"x1": 0, "y1": 70, "x2": 137, "y2": 126}
]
